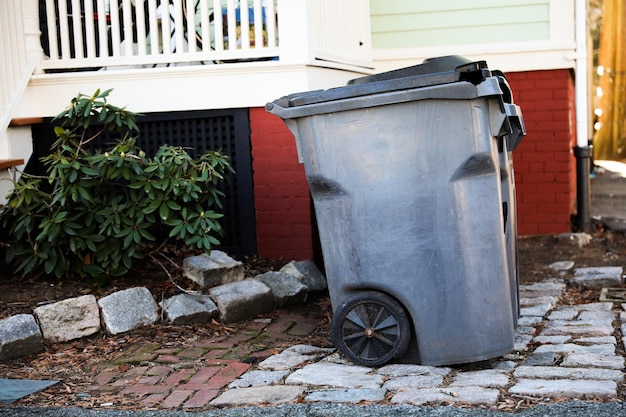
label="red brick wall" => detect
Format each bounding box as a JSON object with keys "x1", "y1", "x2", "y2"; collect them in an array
[
  {"x1": 250, "y1": 69, "x2": 578, "y2": 259},
  {"x1": 249, "y1": 107, "x2": 313, "y2": 260},
  {"x1": 506, "y1": 69, "x2": 577, "y2": 235}
]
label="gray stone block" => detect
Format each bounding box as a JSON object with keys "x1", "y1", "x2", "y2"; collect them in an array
[
  {"x1": 556, "y1": 232, "x2": 592, "y2": 248},
  {"x1": 547, "y1": 310, "x2": 578, "y2": 321},
  {"x1": 514, "y1": 333, "x2": 533, "y2": 351},
  {"x1": 285, "y1": 362, "x2": 383, "y2": 389},
  {"x1": 524, "y1": 351, "x2": 560, "y2": 366},
  {"x1": 533, "y1": 343, "x2": 614, "y2": 356},
  {"x1": 34, "y1": 295, "x2": 100, "y2": 343},
  {"x1": 98, "y1": 287, "x2": 159, "y2": 335},
  {"x1": 280, "y1": 260, "x2": 327, "y2": 292},
  {"x1": 228, "y1": 370, "x2": 289, "y2": 388},
  {"x1": 509, "y1": 378, "x2": 617, "y2": 399},
  {"x1": 382, "y1": 374, "x2": 443, "y2": 390},
  {"x1": 0, "y1": 314, "x2": 43, "y2": 361},
  {"x1": 391, "y1": 386, "x2": 500, "y2": 406},
  {"x1": 519, "y1": 281, "x2": 566, "y2": 298},
  {"x1": 542, "y1": 320, "x2": 614, "y2": 337},
  {"x1": 561, "y1": 353, "x2": 624, "y2": 369},
  {"x1": 571, "y1": 266, "x2": 623, "y2": 288},
  {"x1": 305, "y1": 388, "x2": 387, "y2": 403},
  {"x1": 520, "y1": 303, "x2": 552, "y2": 317},
  {"x1": 514, "y1": 365, "x2": 623, "y2": 381},
  {"x1": 209, "y1": 279, "x2": 273, "y2": 323},
  {"x1": 160, "y1": 293, "x2": 218, "y2": 324},
  {"x1": 254, "y1": 271, "x2": 308, "y2": 307},
  {"x1": 258, "y1": 345, "x2": 335, "y2": 371},
  {"x1": 517, "y1": 315, "x2": 543, "y2": 326},
  {"x1": 450, "y1": 370, "x2": 509, "y2": 388},
  {"x1": 376, "y1": 364, "x2": 452, "y2": 377},
  {"x1": 534, "y1": 335, "x2": 570, "y2": 345},
  {"x1": 549, "y1": 260, "x2": 575, "y2": 272},
  {"x1": 519, "y1": 296, "x2": 560, "y2": 308},
  {"x1": 183, "y1": 251, "x2": 244, "y2": 288}
]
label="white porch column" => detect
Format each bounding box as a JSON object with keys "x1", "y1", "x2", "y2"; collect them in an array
[{"x1": 276, "y1": 0, "x2": 315, "y2": 65}]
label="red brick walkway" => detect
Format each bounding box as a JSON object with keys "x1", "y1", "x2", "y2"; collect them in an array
[{"x1": 86, "y1": 314, "x2": 321, "y2": 409}]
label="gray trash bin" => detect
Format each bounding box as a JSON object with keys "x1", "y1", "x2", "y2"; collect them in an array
[{"x1": 266, "y1": 56, "x2": 526, "y2": 366}]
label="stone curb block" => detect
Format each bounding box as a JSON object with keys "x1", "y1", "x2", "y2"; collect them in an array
[
  {"x1": 209, "y1": 279, "x2": 274, "y2": 323},
  {"x1": 254, "y1": 271, "x2": 308, "y2": 307},
  {"x1": 98, "y1": 287, "x2": 160, "y2": 335},
  {"x1": 34, "y1": 294, "x2": 100, "y2": 343},
  {"x1": 160, "y1": 293, "x2": 219, "y2": 325},
  {"x1": 0, "y1": 314, "x2": 44, "y2": 361},
  {"x1": 183, "y1": 251, "x2": 244, "y2": 288},
  {"x1": 280, "y1": 260, "x2": 327, "y2": 292}
]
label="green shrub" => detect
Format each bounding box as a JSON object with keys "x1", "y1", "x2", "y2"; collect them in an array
[{"x1": 0, "y1": 89, "x2": 232, "y2": 282}]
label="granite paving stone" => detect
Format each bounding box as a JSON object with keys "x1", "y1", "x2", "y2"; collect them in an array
[
  {"x1": 547, "y1": 310, "x2": 578, "y2": 321},
  {"x1": 518, "y1": 282, "x2": 566, "y2": 298},
  {"x1": 519, "y1": 303, "x2": 553, "y2": 317},
  {"x1": 513, "y1": 365, "x2": 623, "y2": 381},
  {"x1": 561, "y1": 353, "x2": 624, "y2": 369},
  {"x1": 209, "y1": 386, "x2": 306, "y2": 407},
  {"x1": 533, "y1": 343, "x2": 615, "y2": 355},
  {"x1": 305, "y1": 388, "x2": 387, "y2": 403},
  {"x1": 285, "y1": 362, "x2": 384, "y2": 389},
  {"x1": 517, "y1": 316, "x2": 543, "y2": 326},
  {"x1": 576, "y1": 336, "x2": 617, "y2": 345},
  {"x1": 542, "y1": 321, "x2": 615, "y2": 337},
  {"x1": 571, "y1": 302, "x2": 614, "y2": 311},
  {"x1": 533, "y1": 335, "x2": 570, "y2": 344},
  {"x1": 519, "y1": 296, "x2": 560, "y2": 307},
  {"x1": 382, "y1": 374, "x2": 444, "y2": 390},
  {"x1": 391, "y1": 386, "x2": 501, "y2": 406},
  {"x1": 258, "y1": 344, "x2": 335, "y2": 370},
  {"x1": 508, "y1": 379, "x2": 617, "y2": 399},
  {"x1": 514, "y1": 333, "x2": 534, "y2": 351},
  {"x1": 571, "y1": 267, "x2": 623, "y2": 288},
  {"x1": 524, "y1": 352, "x2": 561, "y2": 366},
  {"x1": 449, "y1": 370, "x2": 510, "y2": 388},
  {"x1": 376, "y1": 364, "x2": 452, "y2": 377},
  {"x1": 228, "y1": 370, "x2": 290, "y2": 388}
]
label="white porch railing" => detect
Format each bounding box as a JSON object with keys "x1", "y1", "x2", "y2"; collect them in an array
[
  {"x1": 41, "y1": 0, "x2": 279, "y2": 69},
  {"x1": 39, "y1": 0, "x2": 372, "y2": 71}
]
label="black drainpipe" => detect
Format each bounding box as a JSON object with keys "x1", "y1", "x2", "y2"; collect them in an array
[{"x1": 574, "y1": 145, "x2": 593, "y2": 233}]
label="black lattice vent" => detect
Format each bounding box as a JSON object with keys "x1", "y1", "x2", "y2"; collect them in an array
[{"x1": 30, "y1": 109, "x2": 256, "y2": 256}]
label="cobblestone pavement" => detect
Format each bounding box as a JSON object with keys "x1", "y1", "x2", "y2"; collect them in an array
[{"x1": 78, "y1": 279, "x2": 625, "y2": 410}]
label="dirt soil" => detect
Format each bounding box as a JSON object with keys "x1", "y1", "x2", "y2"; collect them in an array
[
  {"x1": 0, "y1": 229, "x2": 625, "y2": 409},
  {"x1": 518, "y1": 228, "x2": 626, "y2": 304}
]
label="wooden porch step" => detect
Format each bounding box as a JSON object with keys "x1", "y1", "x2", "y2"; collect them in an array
[{"x1": 0, "y1": 159, "x2": 24, "y2": 170}]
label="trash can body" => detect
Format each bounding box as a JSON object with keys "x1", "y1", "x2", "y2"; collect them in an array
[{"x1": 267, "y1": 58, "x2": 524, "y2": 366}]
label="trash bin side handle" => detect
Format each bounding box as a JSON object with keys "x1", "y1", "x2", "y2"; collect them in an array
[
  {"x1": 265, "y1": 100, "x2": 289, "y2": 118},
  {"x1": 284, "y1": 119, "x2": 306, "y2": 164},
  {"x1": 505, "y1": 104, "x2": 526, "y2": 136},
  {"x1": 475, "y1": 77, "x2": 504, "y2": 99}
]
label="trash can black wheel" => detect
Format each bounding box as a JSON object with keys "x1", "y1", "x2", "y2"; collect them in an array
[{"x1": 330, "y1": 291, "x2": 411, "y2": 366}]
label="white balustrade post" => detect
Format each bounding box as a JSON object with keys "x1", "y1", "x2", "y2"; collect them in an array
[
  {"x1": 22, "y1": 0, "x2": 44, "y2": 73},
  {"x1": 276, "y1": 0, "x2": 314, "y2": 65}
]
